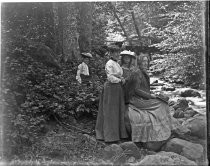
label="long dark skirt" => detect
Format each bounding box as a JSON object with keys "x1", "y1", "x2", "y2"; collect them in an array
[{"x1": 95, "y1": 82, "x2": 128, "y2": 142}]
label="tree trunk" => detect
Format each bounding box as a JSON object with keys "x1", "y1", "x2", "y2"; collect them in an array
[
  {"x1": 54, "y1": 2, "x2": 80, "y2": 61},
  {"x1": 110, "y1": 2, "x2": 132, "y2": 45},
  {"x1": 131, "y1": 11, "x2": 142, "y2": 46},
  {"x1": 52, "y1": 2, "x2": 61, "y2": 54},
  {"x1": 57, "y1": 2, "x2": 64, "y2": 55},
  {"x1": 77, "y1": 2, "x2": 93, "y2": 53}
]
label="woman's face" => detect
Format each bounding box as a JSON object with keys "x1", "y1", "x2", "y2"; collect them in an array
[
  {"x1": 111, "y1": 51, "x2": 120, "y2": 60},
  {"x1": 123, "y1": 55, "x2": 131, "y2": 65},
  {"x1": 131, "y1": 58, "x2": 137, "y2": 68},
  {"x1": 142, "y1": 56, "x2": 149, "y2": 69}
]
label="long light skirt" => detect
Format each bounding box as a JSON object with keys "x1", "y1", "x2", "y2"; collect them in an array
[{"x1": 128, "y1": 97, "x2": 172, "y2": 142}]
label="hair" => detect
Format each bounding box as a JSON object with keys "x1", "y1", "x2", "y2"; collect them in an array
[
  {"x1": 137, "y1": 53, "x2": 150, "y2": 69},
  {"x1": 124, "y1": 69, "x2": 139, "y2": 102}
]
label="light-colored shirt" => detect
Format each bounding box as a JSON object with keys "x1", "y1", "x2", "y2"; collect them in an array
[
  {"x1": 105, "y1": 59, "x2": 123, "y2": 83},
  {"x1": 76, "y1": 62, "x2": 89, "y2": 83}
]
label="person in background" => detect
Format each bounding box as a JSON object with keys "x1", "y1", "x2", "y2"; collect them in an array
[
  {"x1": 95, "y1": 45, "x2": 128, "y2": 144},
  {"x1": 76, "y1": 52, "x2": 92, "y2": 85}
]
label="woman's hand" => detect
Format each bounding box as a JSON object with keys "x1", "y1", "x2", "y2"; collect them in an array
[{"x1": 121, "y1": 77, "x2": 126, "y2": 84}]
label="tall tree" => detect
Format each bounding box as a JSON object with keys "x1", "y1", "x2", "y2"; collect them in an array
[
  {"x1": 77, "y1": 2, "x2": 93, "y2": 53},
  {"x1": 53, "y1": 2, "x2": 80, "y2": 61}
]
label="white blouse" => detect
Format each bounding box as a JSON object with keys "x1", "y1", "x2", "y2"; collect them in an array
[
  {"x1": 76, "y1": 62, "x2": 89, "y2": 83},
  {"x1": 105, "y1": 59, "x2": 123, "y2": 83}
]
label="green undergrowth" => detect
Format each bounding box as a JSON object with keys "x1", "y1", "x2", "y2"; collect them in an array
[{"x1": 3, "y1": 122, "x2": 105, "y2": 164}]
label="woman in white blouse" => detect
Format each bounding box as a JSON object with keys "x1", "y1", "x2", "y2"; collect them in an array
[{"x1": 95, "y1": 45, "x2": 128, "y2": 143}]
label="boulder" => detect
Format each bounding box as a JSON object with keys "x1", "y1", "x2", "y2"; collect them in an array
[
  {"x1": 174, "y1": 79, "x2": 184, "y2": 84},
  {"x1": 173, "y1": 98, "x2": 189, "y2": 111},
  {"x1": 161, "y1": 85, "x2": 176, "y2": 91},
  {"x1": 150, "y1": 86, "x2": 157, "y2": 90},
  {"x1": 173, "y1": 108, "x2": 184, "y2": 118},
  {"x1": 133, "y1": 151, "x2": 197, "y2": 165},
  {"x1": 151, "y1": 82, "x2": 165, "y2": 86},
  {"x1": 119, "y1": 142, "x2": 141, "y2": 159},
  {"x1": 28, "y1": 43, "x2": 61, "y2": 70},
  {"x1": 162, "y1": 138, "x2": 203, "y2": 161},
  {"x1": 103, "y1": 144, "x2": 127, "y2": 163},
  {"x1": 151, "y1": 68, "x2": 165, "y2": 75},
  {"x1": 127, "y1": 156, "x2": 136, "y2": 163},
  {"x1": 184, "y1": 107, "x2": 197, "y2": 118},
  {"x1": 180, "y1": 89, "x2": 201, "y2": 97},
  {"x1": 152, "y1": 79, "x2": 158, "y2": 84},
  {"x1": 182, "y1": 115, "x2": 206, "y2": 139},
  {"x1": 171, "y1": 117, "x2": 190, "y2": 135},
  {"x1": 143, "y1": 140, "x2": 168, "y2": 152}
]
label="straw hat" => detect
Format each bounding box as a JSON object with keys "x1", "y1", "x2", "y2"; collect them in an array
[{"x1": 120, "y1": 50, "x2": 136, "y2": 58}]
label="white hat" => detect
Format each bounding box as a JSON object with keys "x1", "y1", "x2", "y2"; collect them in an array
[
  {"x1": 120, "y1": 50, "x2": 135, "y2": 58},
  {"x1": 81, "y1": 52, "x2": 92, "y2": 58}
]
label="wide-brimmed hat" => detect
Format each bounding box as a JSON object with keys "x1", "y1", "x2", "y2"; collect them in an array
[
  {"x1": 120, "y1": 50, "x2": 136, "y2": 58},
  {"x1": 81, "y1": 52, "x2": 92, "y2": 58}
]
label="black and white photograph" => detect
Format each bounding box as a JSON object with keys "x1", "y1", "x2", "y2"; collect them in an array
[{"x1": 0, "y1": 0, "x2": 209, "y2": 165}]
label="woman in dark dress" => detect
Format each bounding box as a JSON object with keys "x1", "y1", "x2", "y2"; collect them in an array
[
  {"x1": 119, "y1": 50, "x2": 136, "y2": 134},
  {"x1": 95, "y1": 46, "x2": 128, "y2": 143},
  {"x1": 125, "y1": 53, "x2": 172, "y2": 150}
]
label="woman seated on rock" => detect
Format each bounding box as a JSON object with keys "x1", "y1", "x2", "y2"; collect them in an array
[{"x1": 124, "y1": 52, "x2": 173, "y2": 151}]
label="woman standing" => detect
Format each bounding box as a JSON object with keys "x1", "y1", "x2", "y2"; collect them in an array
[
  {"x1": 119, "y1": 50, "x2": 136, "y2": 135},
  {"x1": 95, "y1": 46, "x2": 128, "y2": 143},
  {"x1": 125, "y1": 53, "x2": 172, "y2": 151},
  {"x1": 120, "y1": 50, "x2": 136, "y2": 104}
]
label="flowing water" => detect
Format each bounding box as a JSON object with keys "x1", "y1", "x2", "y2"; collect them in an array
[{"x1": 150, "y1": 76, "x2": 206, "y2": 115}]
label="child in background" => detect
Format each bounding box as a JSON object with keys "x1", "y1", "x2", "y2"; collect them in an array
[{"x1": 76, "y1": 52, "x2": 92, "y2": 85}]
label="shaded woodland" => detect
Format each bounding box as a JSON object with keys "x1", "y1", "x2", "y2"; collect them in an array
[{"x1": 0, "y1": 1, "x2": 207, "y2": 164}]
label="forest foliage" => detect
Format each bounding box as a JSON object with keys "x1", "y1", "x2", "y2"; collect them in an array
[{"x1": 1, "y1": 1, "x2": 206, "y2": 159}]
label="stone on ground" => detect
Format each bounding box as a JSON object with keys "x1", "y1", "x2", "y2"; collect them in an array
[
  {"x1": 173, "y1": 98, "x2": 189, "y2": 111},
  {"x1": 173, "y1": 108, "x2": 185, "y2": 118},
  {"x1": 130, "y1": 151, "x2": 197, "y2": 165},
  {"x1": 119, "y1": 141, "x2": 141, "y2": 159},
  {"x1": 144, "y1": 140, "x2": 168, "y2": 152},
  {"x1": 184, "y1": 107, "x2": 197, "y2": 118},
  {"x1": 182, "y1": 115, "x2": 206, "y2": 139},
  {"x1": 103, "y1": 144, "x2": 127, "y2": 163},
  {"x1": 161, "y1": 85, "x2": 176, "y2": 91},
  {"x1": 162, "y1": 138, "x2": 203, "y2": 161},
  {"x1": 171, "y1": 117, "x2": 190, "y2": 135},
  {"x1": 180, "y1": 89, "x2": 201, "y2": 97}
]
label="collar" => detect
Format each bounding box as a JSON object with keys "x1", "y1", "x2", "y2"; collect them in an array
[
  {"x1": 121, "y1": 66, "x2": 130, "y2": 70},
  {"x1": 110, "y1": 57, "x2": 117, "y2": 62},
  {"x1": 82, "y1": 62, "x2": 87, "y2": 66}
]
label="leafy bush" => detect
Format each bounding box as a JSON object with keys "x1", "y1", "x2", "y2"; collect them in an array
[
  {"x1": 153, "y1": 52, "x2": 205, "y2": 88},
  {"x1": 2, "y1": 38, "x2": 108, "y2": 158}
]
